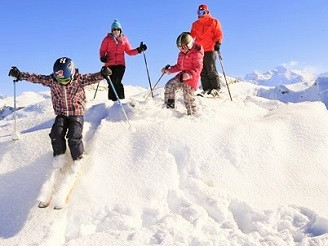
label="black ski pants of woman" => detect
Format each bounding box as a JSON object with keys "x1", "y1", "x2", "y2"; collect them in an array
[{"x1": 107, "y1": 65, "x2": 126, "y2": 101}]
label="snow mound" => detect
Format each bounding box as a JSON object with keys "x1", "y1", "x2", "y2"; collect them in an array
[{"x1": 1, "y1": 82, "x2": 328, "y2": 245}]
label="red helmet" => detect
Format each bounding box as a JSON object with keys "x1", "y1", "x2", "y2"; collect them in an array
[
  {"x1": 198, "y1": 4, "x2": 209, "y2": 16},
  {"x1": 198, "y1": 4, "x2": 209, "y2": 12}
]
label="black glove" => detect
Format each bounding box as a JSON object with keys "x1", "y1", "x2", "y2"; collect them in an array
[
  {"x1": 214, "y1": 42, "x2": 221, "y2": 51},
  {"x1": 161, "y1": 64, "x2": 171, "y2": 74},
  {"x1": 137, "y1": 42, "x2": 147, "y2": 53},
  {"x1": 100, "y1": 56, "x2": 108, "y2": 63},
  {"x1": 8, "y1": 66, "x2": 21, "y2": 81},
  {"x1": 100, "y1": 66, "x2": 112, "y2": 78}
]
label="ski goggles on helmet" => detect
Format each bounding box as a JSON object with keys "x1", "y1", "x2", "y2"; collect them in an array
[
  {"x1": 197, "y1": 10, "x2": 206, "y2": 16},
  {"x1": 56, "y1": 76, "x2": 72, "y2": 85}
]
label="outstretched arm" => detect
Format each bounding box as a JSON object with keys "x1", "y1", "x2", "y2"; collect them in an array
[
  {"x1": 124, "y1": 37, "x2": 140, "y2": 56},
  {"x1": 8, "y1": 67, "x2": 54, "y2": 86},
  {"x1": 80, "y1": 72, "x2": 104, "y2": 86},
  {"x1": 9, "y1": 67, "x2": 54, "y2": 87},
  {"x1": 20, "y1": 72, "x2": 55, "y2": 87}
]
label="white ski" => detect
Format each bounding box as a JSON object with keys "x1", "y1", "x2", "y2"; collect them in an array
[
  {"x1": 52, "y1": 159, "x2": 83, "y2": 210},
  {"x1": 37, "y1": 168, "x2": 62, "y2": 208},
  {"x1": 37, "y1": 154, "x2": 68, "y2": 208}
]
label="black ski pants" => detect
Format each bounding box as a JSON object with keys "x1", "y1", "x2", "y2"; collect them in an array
[
  {"x1": 200, "y1": 51, "x2": 221, "y2": 91},
  {"x1": 107, "y1": 65, "x2": 126, "y2": 101},
  {"x1": 49, "y1": 115, "x2": 84, "y2": 161}
]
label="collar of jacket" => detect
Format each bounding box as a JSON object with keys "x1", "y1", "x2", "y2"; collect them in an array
[
  {"x1": 108, "y1": 33, "x2": 124, "y2": 44},
  {"x1": 198, "y1": 14, "x2": 211, "y2": 23}
]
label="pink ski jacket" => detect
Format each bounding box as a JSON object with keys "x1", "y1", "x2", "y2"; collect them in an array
[
  {"x1": 99, "y1": 33, "x2": 139, "y2": 66},
  {"x1": 168, "y1": 44, "x2": 204, "y2": 90}
]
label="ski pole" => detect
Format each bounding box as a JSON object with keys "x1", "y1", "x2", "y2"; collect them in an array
[
  {"x1": 12, "y1": 79, "x2": 19, "y2": 140},
  {"x1": 217, "y1": 51, "x2": 233, "y2": 101},
  {"x1": 93, "y1": 81, "x2": 101, "y2": 99},
  {"x1": 141, "y1": 42, "x2": 153, "y2": 98},
  {"x1": 104, "y1": 75, "x2": 135, "y2": 132},
  {"x1": 144, "y1": 65, "x2": 170, "y2": 101}
]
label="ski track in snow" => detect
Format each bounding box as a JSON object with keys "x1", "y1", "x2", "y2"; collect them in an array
[
  {"x1": 0, "y1": 95, "x2": 114, "y2": 245},
  {"x1": 38, "y1": 101, "x2": 116, "y2": 245},
  {"x1": 1, "y1": 84, "x2": 328, "y2": 245}
]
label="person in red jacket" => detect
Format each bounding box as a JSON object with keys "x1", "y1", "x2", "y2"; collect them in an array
[
  {"x1": 190, "y1": 4, "x2": 223, "y2": 97},
  {"x1": 99, "y1": 19, "x2": 147, "y2": 101},
  {"x1": 161, "y1": 32, "x2": 204, "y2": 116}
]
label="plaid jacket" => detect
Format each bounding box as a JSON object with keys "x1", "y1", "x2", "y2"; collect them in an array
[{"x1": 20, "y1": 72, "x2": 104, "y2": 116}]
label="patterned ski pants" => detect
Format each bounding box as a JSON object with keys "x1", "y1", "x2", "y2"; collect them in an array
[{"x1": 164, "y1": 77, "x2": 196, "y2": 115}]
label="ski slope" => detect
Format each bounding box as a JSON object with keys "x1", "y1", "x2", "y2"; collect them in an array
[{"x1": 1, "y1": 79, "x2": 328, "y2": 245}]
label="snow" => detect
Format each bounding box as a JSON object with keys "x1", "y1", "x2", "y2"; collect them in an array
[{"x1": 1, "y1": 76, "x2": 328, "y2": 245}]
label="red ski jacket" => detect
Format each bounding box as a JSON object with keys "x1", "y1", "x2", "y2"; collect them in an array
[
  {"x1": 20, "y1": 72, "x2": 103, "y2": 116},
  {"x1": 190, "y1": 14, "x2": 223, "y2": 52},
  {"x1": 99, "y1": 33, "x2": 139, "y2": 66},
  {"x1": 168, "y1": 44, "x2": 204, "y2": 90}
]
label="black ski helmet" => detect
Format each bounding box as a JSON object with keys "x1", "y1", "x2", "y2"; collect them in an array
[
  {"x1": 53, "y1": 57, "x2": 75, "y2": 85},
  {"x1": 176, "y1": 32, "x2": 194, "y2": 49}
]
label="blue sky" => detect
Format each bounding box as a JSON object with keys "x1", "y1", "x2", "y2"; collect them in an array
[{"x1": 1, "y1": 0, "x2": 327, "y2": 96}]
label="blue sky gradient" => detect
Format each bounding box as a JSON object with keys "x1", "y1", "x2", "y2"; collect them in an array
[{"x1": 1, "y1": 0, "x2": 327, "y2": 96}]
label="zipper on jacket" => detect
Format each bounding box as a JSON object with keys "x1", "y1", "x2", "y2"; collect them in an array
[
  {"x1": 63, "y1": 86, "x2": 69, "y2": 116},
  {"x1": 113, "y1": 35, "x2": 118, "y2": 64},
  {"x1": 181, "y1": 54, "x2": 185, "y2": 70}
]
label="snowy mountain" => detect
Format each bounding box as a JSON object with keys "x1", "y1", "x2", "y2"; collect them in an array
[
  {"x1": 319, "y1": 72, "x2": 328, "y2": 78},
  {"x1": 1, "y1": 78, "x2": 328, "y2": 245},
  {"x1": 254, "y1": 72, "x2": 328, "y2": 108},
  {"x1": 244, "y1": 65, "x2": 316, "y2": 86}
]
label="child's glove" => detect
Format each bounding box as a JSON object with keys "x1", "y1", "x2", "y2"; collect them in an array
[
  {"x1": 8, "y1": 66, "x2": 21, "y2": 81},
  {"x1": 161, "y1": 64, "x2": 170, "y2": 74},
  {"x1": 100, "y1": 66, "x2": 112, "y2": 78}
]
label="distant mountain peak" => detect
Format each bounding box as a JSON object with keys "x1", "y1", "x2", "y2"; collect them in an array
[
  {"x1": 319, "y1": 72, "x2": 328, "y2": 78},
  {"x1": 273, "y1": 65, "x2": 288, "y2": 74},
  {"x1": 244, "y1": 65, "x2": 317, "y2": 86}
]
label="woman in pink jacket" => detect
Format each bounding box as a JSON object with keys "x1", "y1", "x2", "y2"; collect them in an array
[
  {"x1": 99, "y1": 19, "x2": 147, "y2": 101},
  {"x1": 162, "y1": 32, "x2": 204, "y2": 115}
]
